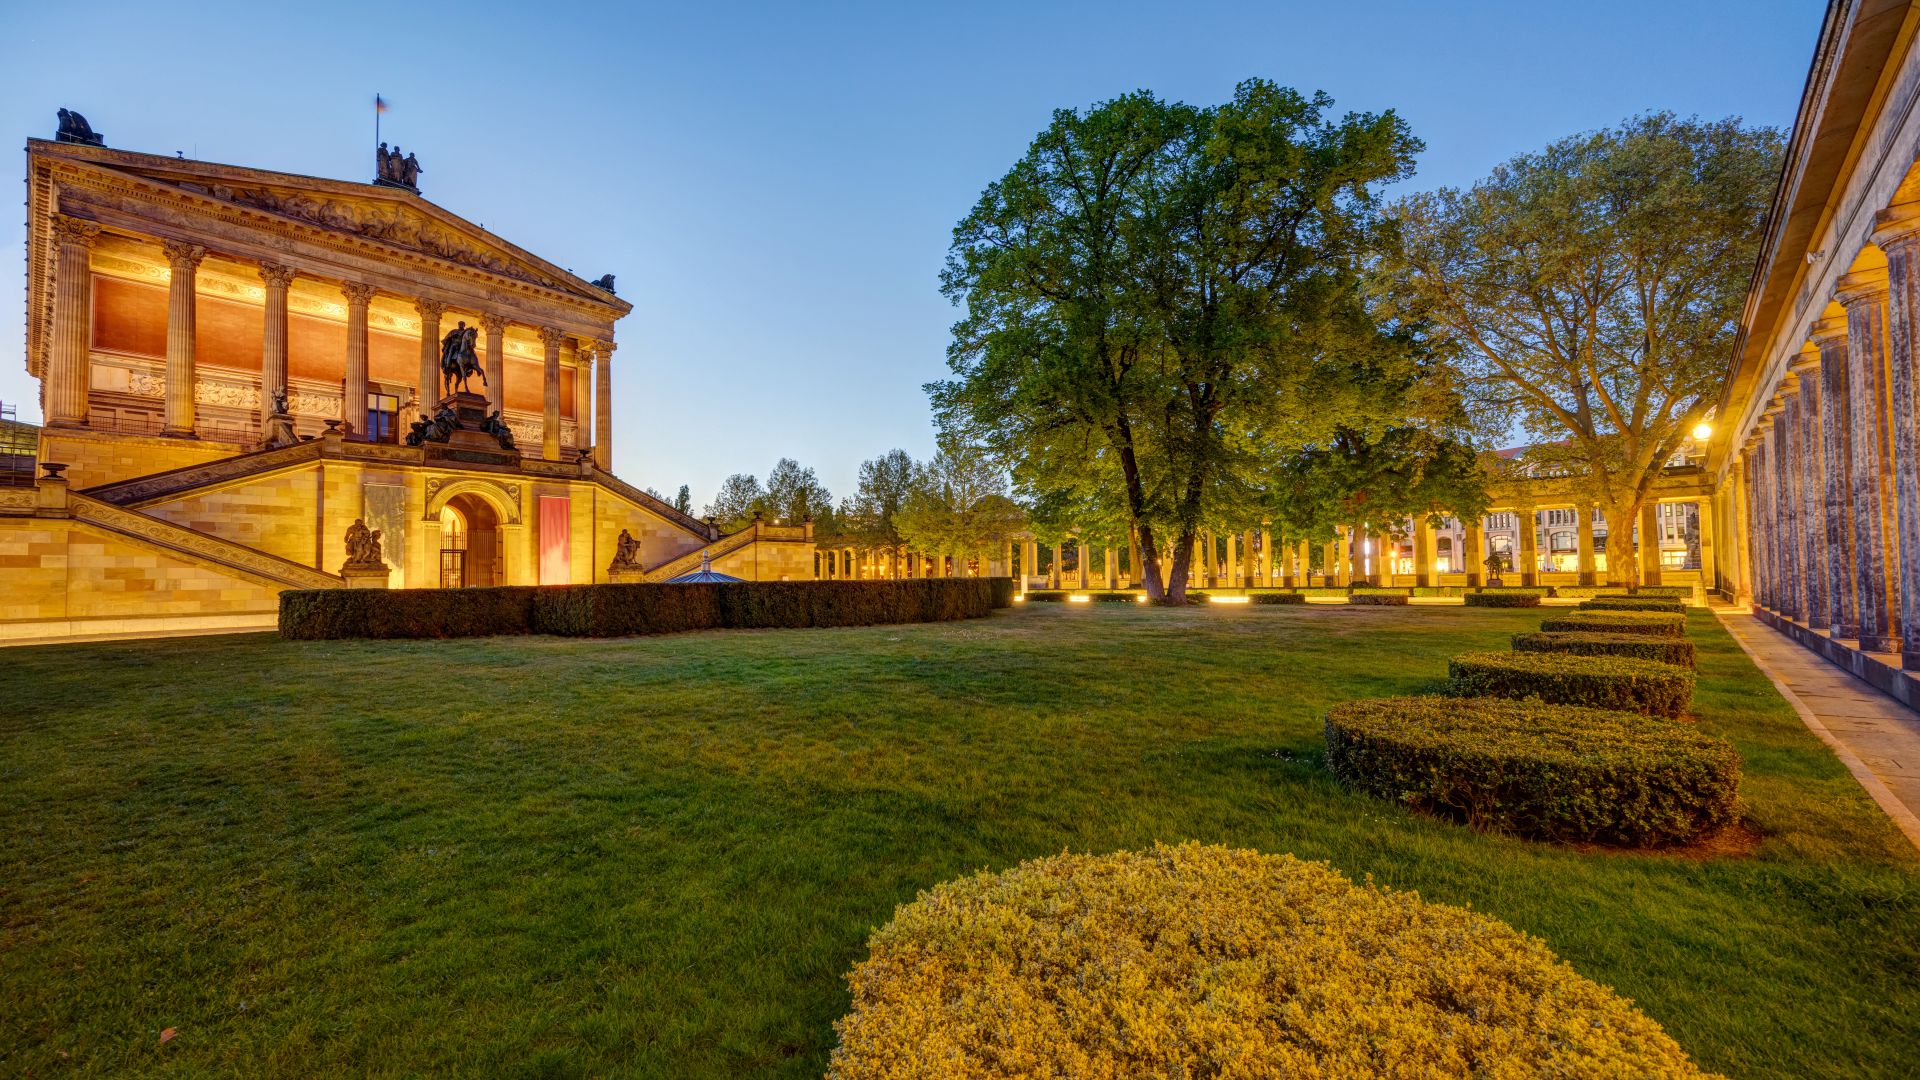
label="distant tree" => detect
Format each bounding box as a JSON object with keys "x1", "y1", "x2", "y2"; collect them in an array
[
  {"x1": 764, "y1": 458, "x2": 833, "y2": 525},
  {"x1": 704, "y1": 473, "x2": 764, "y2": 531},
  {"x1": 1386, "y1": 113, "x2": 1780, "y2": 583},
  {"x1": 673, "y1": 484, "x2": 693, "y2": 515},
  {"x1": 934, "y1": 80, "x2": 1421, "y2": 602},
  {"x1": 844, "y1": 449, "x2": 917, "y2": 554},
  {"x1": 896, "y1": 440, "x2": 1026, "y2": 574}
]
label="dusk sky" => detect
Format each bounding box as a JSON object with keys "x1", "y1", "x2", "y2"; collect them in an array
[{"x1": 0, "y1": 1, "x2": 1820, "y2": 507}]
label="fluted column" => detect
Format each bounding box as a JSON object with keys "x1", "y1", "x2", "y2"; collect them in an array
[
  {"x1": 1731, "y1": 455, "x2": 1752, "y2": 603},
  {"x1": 1792, "y1": 348, "x2": 1826, "y2": 625},
  {"x1": 1574, "y1": 505, "x2": 1596, "y2": 585},
  {"x1": 593, "y1": 339, "x2": 615, "y2": 470},
  {"x1": 1838, "y1": 271, "x2": 1903, "y2": 652},
  {"x1": 1814, "y1": 317, "x2": 1857, "y2": 633},
  {"x1": 1781, "y1": 375, "x2": 1806, "y2": 620},
  {"x1": 1877, "y1": 215, "x2": 1920, "y2": 664},
  {"x1": 258, "y1": 263, "x2": 296, "y2": 433},
  {"x1": 414, "y1": 298, "x2": 446, "y2": 418},
  {"x1": 538, "y1": 326, "x2": 564, "y2": 460},
  {"x1": 45, "y1": 215, "x2": 101, "y2": 428},
  {"x1": 341, "y1": 283, "x2": 375, "y2": 439},
  {"x1": 1769, "y1": 403, "x2": 1790, "y2": 612},
  {"x1": 1518, "y1": 508, "x2": 1539, "y2": 587},
  {"x1": 480, "y1": 313, "x2": 508, "y2": 415},
  {"x1": 160, "y1": 240, "x2": 206, "y2": 437}
]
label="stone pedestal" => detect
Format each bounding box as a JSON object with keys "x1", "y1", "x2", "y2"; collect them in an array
[
  {"x1": 608, "y1": 567, "x2": 647, "y2": 584},
  {"x1": 341, "y1": 564, "x2": 391, "y2": 589}
]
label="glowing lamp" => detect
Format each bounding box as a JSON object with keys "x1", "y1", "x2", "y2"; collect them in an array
[
  {"x1": 1067, "y1": 593, "x2": 1092, "y2": 603},
  {"x1": 1135, "y1": 594, "x2": 1150, "y2": 603},
  {"x1": 1013, "y1": 594, "x2": 1027, "y2": 603},
  {"x1": 1691, "y1": 421, "x2": 1713, "y2": 442},
  {"x1": 1210, "y1": 595, "x2": 1251, "y2": 604}
]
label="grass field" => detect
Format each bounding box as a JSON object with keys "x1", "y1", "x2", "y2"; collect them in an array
[{"x1": 3, "y1": 605, "x2": 1917, "y2": 1077}]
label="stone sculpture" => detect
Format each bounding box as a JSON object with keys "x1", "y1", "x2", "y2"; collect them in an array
[
  {"x1": 343, "y1": 518, "x2": 385, "y2": 568},
  {"x1": 374, "y1": 142, "x2": 423, "y2": 191},
  {"x1": 56, "y1": 109, "x2": 103, "y2": 146},
  {"x1": 439, "y1": 322, "x2": 485, "y2": 396},
  {"x1": 609, "y1": 529, "x2": 643, "y2": 572},
  {"x1": 480, "y1": 410, "x2": 517, "y2": 451}
]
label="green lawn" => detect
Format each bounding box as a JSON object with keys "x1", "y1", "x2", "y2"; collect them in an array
[{"x1": 3, "y1": 605, "x2": 1917, "y2": 1078}]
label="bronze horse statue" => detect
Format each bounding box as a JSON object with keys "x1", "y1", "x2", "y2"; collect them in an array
[{"x1": 440, "y1": 321, "x2": 487, "y2": 397}]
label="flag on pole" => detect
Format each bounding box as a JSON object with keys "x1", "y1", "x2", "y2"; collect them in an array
[{"x1": 375, "y1": 94, "x2": 390, "y2": 113}]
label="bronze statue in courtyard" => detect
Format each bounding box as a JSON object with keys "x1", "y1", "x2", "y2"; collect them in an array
[{"x1": 439, "y1": 322, "x2": 486, "y2": 397}]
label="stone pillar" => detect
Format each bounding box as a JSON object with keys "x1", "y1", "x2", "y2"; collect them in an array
[
  {"x1": 1464, "y1": 518, "x2": 1485, "y2": 587},
  {"x1": 1050, "y1": 545, "x2": 1062, "y2": 589},
  {"x1": 1293, "y1": 541, "x2": 1309, "y2": 588},
  {"x1": 1877, "y1": 218, "x2": 1920, "y2": 663},
  {"x1": 160, "y1": 241, "x2": 206, "y2": 437},
  {"x1": 539, "y1": 326, "x2": 565, "y2": 461},
  {"x1": 259, "y1": 262, "x2": 296, "y2": 433},
  {"x1": 1731, "y1": 456, "x2": 1752, "y2": 603},
  {"x1": 1814, "y1": 317, "x2": 1858, "y2": 634},
  {"x1": 1258, "y1": 526, "x2": 1273, "y2": 586},
  {"x1": 342, "y1": 283, "x2": 375, "y2": 439},
  {"x1": 1640, "y1": 501, "x2": 1666, "y2": 587},
  {"x1": 480, "y1": 313, "x2": 508, "y2": 415},
  {"x1": 1792, "y1": 349, "x2": 1826, "y2": 624},
  {"x1": 1077, "y1": 541, "x2": 1091, "y2": 589},
  {"x1": 1839, "y1": 271, "x2": 1903, "y2": 652},
  {"x1": 1104, "y1": 546, "x2": 1117, "y2": 589},
  {"x1": 1697, "y1": 495, "x2": 1718, "y2": 604},
  {"x1": 1224, "y1": 532, "x2": 1238, "y2": 587},
  {"x1": 45, "y1": 215, "x2": 101, "y2": 428},
  {"x1": 413, "y1": 298, "x2": 445, "y2": 417},
  {"x1": 1780, "y1": 380, "x2": 1805, "y2": 618},
  {"x1": 1574, "y1": 506, "x2": 1597, "y2": 586},
  {"x1": 593, "y1": 339, "x2": 614, "y2": 470},
  {"x1": 1413, "y1": 518, "x2": 1436, "y2": 587},
  {"x1": 1518, "y1": 508, "x2": 1539, "y2": 587},
  {"x1": 1344, "y1": 526, "x2": 1363, "y2": 586}
]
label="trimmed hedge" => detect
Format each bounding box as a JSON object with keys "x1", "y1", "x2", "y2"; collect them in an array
[
  {"x1": 1324, "y1": 697, "x2": 1739, "y2": 845},
  {"x1": 1022, "y1": 590, "x2": 1067, "y2": 602},
  {"x1": 1552, "y1": 586, "x2": 1631, "y2": 599},
  {"x1": 1351, "y1": 586, "x2": 1412, "y2": 596},
  {"x1": 1250, "y1": 591, "x2": 1307, "y2": 605},
  {"x1": 282, "y1": 579, "x2": 1010, "y2": 640},
  {"x1": 829, "y1": 842, "x2": 1720, "y2": 1075},
  {"x1": 1540, "y1": 611, "x2": 1686, "y2": 638},
  {"x1": 1447, "y1": 650, "x2": 1693, "y2": 717},
  {"x1": 1410, "y1": 585, "x2": 1465, "y2": 597},
  {"x1": 1349, "y1": 592, "x2": 1409, "y2": 606},
  {"x1": 1512, "y1": 631, "x2": 1697, "y2": 669},
  {"x1": 1580, "y1": 596, "x2": 1684, "y2": 613},
  {"x1": 1464, "y1": 591, "x2": 1542, "y2": 608},
  {"x1": 1635, "y1": 585, "x2": 1694, "y2": 598},
  {"x1": 1473, "y1": 586, "x2": 1549, "y2": 597}
]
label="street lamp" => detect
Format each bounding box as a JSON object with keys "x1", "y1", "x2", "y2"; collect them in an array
[{"x1": 1691, "y1": 421, "x2": 1713, "y2": 442}]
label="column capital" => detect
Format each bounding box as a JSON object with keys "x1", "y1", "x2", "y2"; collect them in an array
[
  {"x1": 50, "y1": 213, "x2": 101, "y2": 247},
  {"x1": 592, "y1": 338, "x2": 616, "y2": 359},
  {"x1": 258, "y1": 262, "x2": 297, "y2": 289},
  {"x1": 1810, "y1": 312, "x2": 1849, "y2": 348},
  {"x1": 1836, "y1": 267, "x2": 1891, "y2": 307},
  {"x1": 479, "y1": 312, "x2": 509, "y2": 335},
  {"x1": 1789, "y1": 342, "x2": 1820, "y2": 375},
  {"x1": 538, "y1": 325, "x2": 566, "y2": 350},
  {"x1": 161, "y1": 240, "x2": 206, "y2": 272},
  {"x1": 1872, "y1": 202, "x2": 1920, "y2": 249},
  {"x1": 414, "y1": 297, "x2": 447, "y2": 320},
  {"x1": 341, "y1": 282, "x2": 377, "y2": 306}
]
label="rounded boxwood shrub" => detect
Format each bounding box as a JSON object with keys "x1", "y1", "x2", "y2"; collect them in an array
[
  {"x1": 1325, "y1": 697, "x2": 1739, "y2": 845},
  {"x1": 1552, "y1": 586, "x2": 1630, "y2": 600},
  {"x1": 1540, "y1": 611, "x2": 1686, "y2": 638},
  {"x1": 1251, "y1": 590, "x2": 1307, "y2": 604},
  {"x1": 1512, "y1": 630, "x2": 1696, "y2": 669},
  {"x1": 1349, "y1": 592, "x2": 1409, "y2": 605},
  {"x1": 1580, "y1": 597, "x2": 1684, "y2": 613},
  {"x1": 1464, "y1": 590, "x2": 1541, "y2": 608},
  {"x1": 1448, "y1": 650, "x2": 1693, "y2": 717},
  {"x1": 829, "y1": 842, "x2": 1717, "y2": 1077},
  {"x1": 1634, "y1": 585, "x2": 1693, "y2": 599}
]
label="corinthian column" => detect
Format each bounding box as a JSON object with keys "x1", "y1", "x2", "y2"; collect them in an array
[
  {"x1": 1815, "y1": 316, "x2": 1857, "y2": 635},
  {"x1": 342, "y1": 283, "x2": 376, "y2": 438},
  {"x1": 539, "y1": 326, "x2": 564, "y2": 460},
  {"x1": 1780, "y1": 380, "x2": 1805, "y2": 620},
  {"x1": 46, "y1": 214, "x2": 101, "y2": 428},
  {"x1": 594, "y1": 338, "x2": 614, "y2": 471},
  {"x1": 258, "y1": 262, "x2": 296, "y2": 433},
  {"x1": 160, "y1": 240, "x2": 206, "y2": 437},
  {"x1": 480, "y1": 313, "x2": 508, "y2": 414},
  {"x1": 1839, "y1": 270, "x2": 1903, "y2": 652},
  {"x1": 414, "y1": 298, "x2": 446, "y2": 417},
  {"x1": 1876, "y1": 213, "x2": 1920, "y2": 665},
  {"x1": 1792, "y1": 347, "x2": 1826, "y2": 626}
]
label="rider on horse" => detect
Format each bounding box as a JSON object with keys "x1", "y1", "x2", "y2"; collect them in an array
[{"x1": 440, "y1": 322, "x2": 487, "y2": 397}]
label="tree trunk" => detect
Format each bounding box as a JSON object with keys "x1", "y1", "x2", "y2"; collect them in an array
[
  {"x1": 1602, "y1": 499, "x2": 1642, "y2": 587},
  {"x1": 1133, "y1": 519, "x2": 1166, "y2": 602},
  {"x1": 1160, "y1": 526, "x2": 1197, "y2": 604}
]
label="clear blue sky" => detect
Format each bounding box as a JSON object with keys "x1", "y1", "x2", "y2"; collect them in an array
[{"x1": 0, "y1": 0, "x2": 1820, "y2": 506}]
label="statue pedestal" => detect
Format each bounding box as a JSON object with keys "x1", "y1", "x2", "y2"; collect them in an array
[
  {"x1": 418, "y1": 389, "x2": 520, "y2": 467},
  {"x1": 608, "y1": 567, "x2": 647, "y2": 584},
  {"x1": 341, "y1": 564, "x2": 391, "y2": 589}
]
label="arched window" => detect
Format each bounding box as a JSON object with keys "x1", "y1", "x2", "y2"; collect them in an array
[{"x1": 439, "y1": 505, "x2": 467, "y2": 587}]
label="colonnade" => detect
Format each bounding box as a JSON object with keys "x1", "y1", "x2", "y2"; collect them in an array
[
  {"x1": 1742, "y1": 210, "x2": 1920, "y2": 667},
  {"x1": 43, "y1": 213, "x2": 614, "y2": 465}
]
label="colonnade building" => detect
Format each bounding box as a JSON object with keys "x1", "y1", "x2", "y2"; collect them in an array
[
  {"x1": 0, "y1": 122, "x2": 812, "y2": 641},
  {"x1": 1712, "y1": 0, "x2": 1920, "y2": 702}
]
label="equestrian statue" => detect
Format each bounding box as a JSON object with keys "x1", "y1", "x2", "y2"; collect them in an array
[{"x1": 439, "y1": 321, "x2": 486, "y2": 398}]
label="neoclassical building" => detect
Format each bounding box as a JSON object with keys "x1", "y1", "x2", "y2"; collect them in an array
[
  {"x1": 1714, "y1": 0, "x2": 1920, "y2": 701},
  {"x1": 0, "y1": 118, "x2": 812, "y2": 641}
]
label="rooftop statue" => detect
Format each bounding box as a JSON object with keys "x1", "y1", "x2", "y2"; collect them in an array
[
  {"x1": 56, "y1": 109, "x2": 103, "y2": 146},
  {"x1": 374, "y1": 142, "x2": 423, "y2": 192}
]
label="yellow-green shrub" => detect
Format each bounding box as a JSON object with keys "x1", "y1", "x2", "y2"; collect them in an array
[
  {"x1": 1448, "y1": 649, "x2": 1693, "y2": 717},
  {"x1": 1540, "y1": 610, "x2": 1686, "y2": 637},
  {"x1": 829, "y1": 842, "x2": 1718, "y2": 1078},
  {"x1": 1464, "y1": 591, "x2": 1540, "y2": 608},
  {"x1": 1325, "y1": 697, "x2": 1740, "y2": 846},
  {"x1": 1581, "y1": 596, "x2": 1684, "y2": 613},
  {"x1": 1513, "y1": 630, "x2": 1696, "y2": 669}
]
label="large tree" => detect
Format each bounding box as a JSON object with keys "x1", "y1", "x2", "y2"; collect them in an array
[
  {"x1": 703, "y1": 473, "x2": 764, "y2": 531},
  {"x1": 895, "y1": 439, "x2": 1026, "y2": 575},
  {"x1": 842, "y1": 449, "x2": 918, "y2": 558},
  {"x1": 1387, "y1": 112, "x2": 1780, "y2": 583},
  {"x1": 763, "y1": 457, "x2": 833, "y2": 525},
  {"x1": 933, "y1": 80, "x2": 1421, "y2": 602}
]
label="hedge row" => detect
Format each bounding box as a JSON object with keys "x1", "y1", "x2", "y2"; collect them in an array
[
  {"x1": 1463, "y1": 591, "x2": 1541, "y2": 608},
  {"x1": 282, "y1": 579, "x2": 1012, "y2": 640},
  {"x1": 1349, "y1": 592, "x2": 1409, "y2": 606},
  {"x1": 1324, "y1": 697, "x2": 1739, "y2": 846},
  {"x1": 1512, "y1": 631, "x2": 1697, "y2": 669},
  {"x1": 1447, "y1": 650, "x2": 1694, "y2": 717},
  {"x1": 1551, "y1": 586, "x2": 1632, "y2": 599},
  {"x1": 1541, "y1": 611, "x2": 1687, "y2": 638},
  {"x1": 1580, "y1": 597, "x2": 1685, "y2": 613},
  {"x1": 828, "y1": 842, "x2": 1719, "y2": 1076}
]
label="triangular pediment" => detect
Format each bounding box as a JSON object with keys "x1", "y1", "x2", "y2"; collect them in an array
[{"x1": 32, "y1": 140, "x2": 627, "y2": 311}]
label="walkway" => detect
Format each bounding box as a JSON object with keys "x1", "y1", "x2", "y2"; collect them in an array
[{"x1": 1718, "y1": 610, "x2": 1920, "y2": 849}]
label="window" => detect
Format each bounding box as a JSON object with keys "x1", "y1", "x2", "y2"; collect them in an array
[
  {"x1": 366, "y1": 392, "x2": 399, "y2": 443},
  {"x1": 439, "y1": 505, "x2": 467, "y2": 588}
]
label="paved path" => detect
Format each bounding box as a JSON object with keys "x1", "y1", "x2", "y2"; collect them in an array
[{"x1": 1717, "y1": 610, "x2": 1920, "y2": 849}]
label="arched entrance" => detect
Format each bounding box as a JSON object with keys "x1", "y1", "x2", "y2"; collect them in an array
[{"x1": 439, "y1": 492, "x2": 502, "y2": 587}]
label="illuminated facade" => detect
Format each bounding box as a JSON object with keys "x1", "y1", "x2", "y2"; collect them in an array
[{"x1": 1, "y1": 122, "x2": 813, "y2": 642}]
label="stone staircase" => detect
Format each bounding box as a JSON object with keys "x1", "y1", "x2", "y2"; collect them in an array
[
  {"x1": 641, "y1": 528, "x2": 759, "y2": 582},
  {"x1": 69, "y1": 492, "x2": 342, "y2": 590}
]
